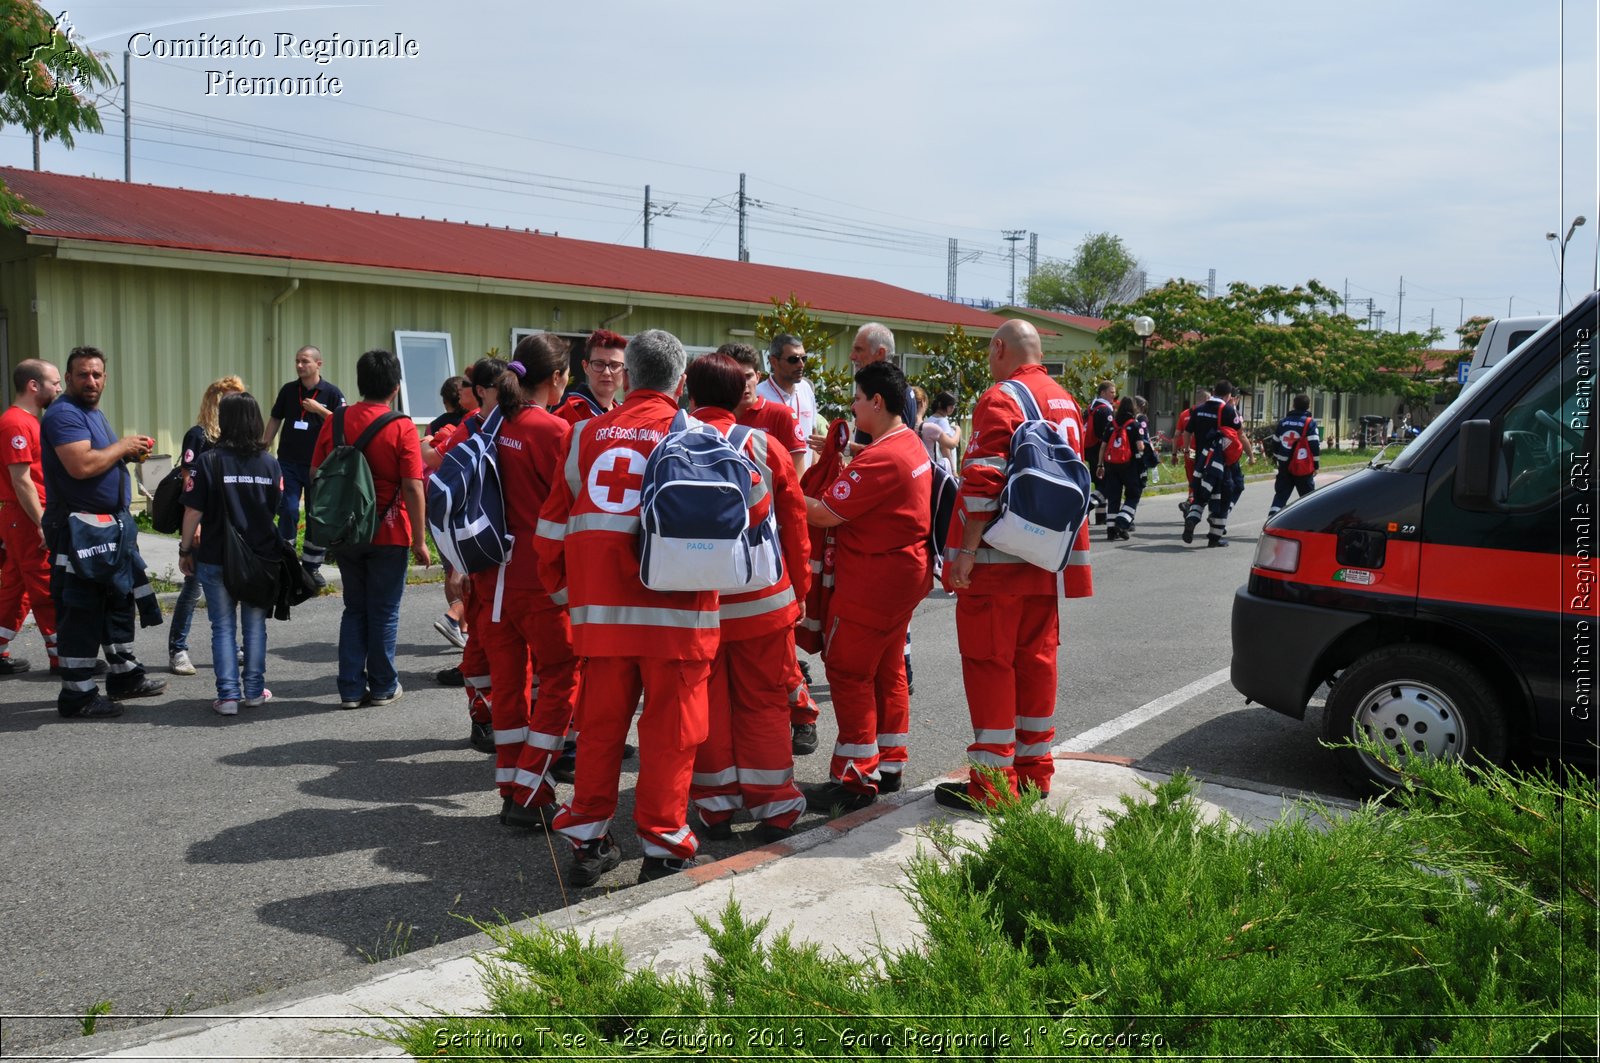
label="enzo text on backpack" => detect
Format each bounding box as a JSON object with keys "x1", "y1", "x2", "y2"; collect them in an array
[
  {"x1": 1283, "y1": 420, "x2": 1317, "y2": 478},
  {"x1": 426, "y1": 405, "x2": 511, "y2": 575},
  {"x1": 982, "y1": 380, "x2": 1093, "y2": 571},
  {"x1": 1102, "y1": 420, "x2": 1134, "y2": 465},
  {"x1": 638, "y1": 410, "x2": 781, "y2": 593},
  {"x1": 304, "y1": 406, "x2": 407, "y2": 550}
]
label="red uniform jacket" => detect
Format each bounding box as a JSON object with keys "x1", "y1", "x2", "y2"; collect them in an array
[
  {"x1": 534, "y1": 389, "x2": 720, "y2": 660},
  {"x1": 796, "y1": 418, "x2": 850, "y2": 653},
  {"x1": 692, "y1": 407, "x2": 809, "y2": 641},
  {"x1": 491, "y1": 403, "x2": 571, "y2": 602},
  {"x1": 818, "y1": 424, "x2": 932, "y2": 624},
  {"x1": 947, "y1": 364, "x2": 1093, "y2": 598}
]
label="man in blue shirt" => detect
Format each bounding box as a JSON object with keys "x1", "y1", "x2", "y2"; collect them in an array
[{"x1": 41, "y1": 346, "x2": 167, "y2": 718}]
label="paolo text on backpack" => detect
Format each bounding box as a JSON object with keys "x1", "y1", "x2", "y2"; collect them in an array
[{"x1": 638, "y1": 410, "x2": 780, "y2": 593}]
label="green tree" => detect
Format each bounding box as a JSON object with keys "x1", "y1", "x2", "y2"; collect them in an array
[
  {"x1": 753, "y1": 292, "x2": 836, "y2": 365},
  {"x1": 1024, "y1": 232, "x2": 1143, "y2": 318},
  {"x1": 910, "y1": 324, "x2": 989, "y2": 416},
  {"x1": 1457, "y1": 315, "x2": 1492, "y2": 352},
  {"x1": 0, "y1": 4, "x2": 114, "y2": 224},
  {"x1": 1057, "y1": 349, "x2": 1127, "y2": 406}
]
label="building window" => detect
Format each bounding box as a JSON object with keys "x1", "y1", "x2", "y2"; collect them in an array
[{"x1": 393, "y1": 331, "x2": 455, "y2": 422}]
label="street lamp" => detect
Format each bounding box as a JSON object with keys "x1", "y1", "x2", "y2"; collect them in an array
[
  {"x1": 1546, "y1": 215, "x2": 1586, "y2": 312},
  {"x1": 1132, "y1": 315, "x2": 1155, "y2": 356}
]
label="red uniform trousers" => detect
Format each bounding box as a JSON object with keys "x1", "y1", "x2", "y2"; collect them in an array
[
  {"x1": 956, "y1": 593, "x2": 1060, "y2": 804},
  {"x1": 691, "y1": 628, "x2": 807, "y2": 829},
  {"x1": 823, "y1": 608, "x2": 914, "y2": 794},
  {"x1": 479, "y1": 594, "x2": 580, "y2": 808},
  {"x1": 552, "y1": 655, "x2": 710, "y2": 860},
  {"x1": 459, "y1": 578, "x2": 492, "y2": 725},
  {"x1": 786, "y1": 649, "x2": 819, "y2": 727},
  {"x1": 0, "y1": 510, "x2": 55, "y2": 662}
]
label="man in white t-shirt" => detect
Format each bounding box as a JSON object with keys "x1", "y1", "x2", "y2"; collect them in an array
[{"x1": 756, "y1": 334, "x2": 817, "y2": 473}]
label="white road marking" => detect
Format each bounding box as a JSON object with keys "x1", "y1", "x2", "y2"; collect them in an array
[{"x1": 1058, "y1": 667, "x2": 1233, "y2": 752}]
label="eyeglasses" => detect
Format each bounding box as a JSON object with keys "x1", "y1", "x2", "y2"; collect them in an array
[{"x1": 586, "y1": 361, "x2": 626, "y2": 374}]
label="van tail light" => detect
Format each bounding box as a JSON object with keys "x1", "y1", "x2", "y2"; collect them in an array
[{"x1": 1253, "y1": 534, "x2": 1301, "y2": 574}]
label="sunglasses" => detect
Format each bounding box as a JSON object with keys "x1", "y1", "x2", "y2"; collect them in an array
[{"x1": 780, "y1": 355, "x2": 806, "y2": 365}]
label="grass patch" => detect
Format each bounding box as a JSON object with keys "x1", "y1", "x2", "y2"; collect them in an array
[{"x1": 390, "y1": 760, "x2": 1597, "y2": 1059}]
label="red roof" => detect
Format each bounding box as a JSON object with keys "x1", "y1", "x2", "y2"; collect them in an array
[
  {"x1": 1, "y1": 167, "x2": 1009, "y2": 331},
  {"x1": 1006, "y1": 306, "x2": 1111, "y2": 332}
]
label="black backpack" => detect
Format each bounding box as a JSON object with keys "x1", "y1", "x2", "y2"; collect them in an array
[{"x1": 149, "y1": 466, "x2": 186, "y2": 534}]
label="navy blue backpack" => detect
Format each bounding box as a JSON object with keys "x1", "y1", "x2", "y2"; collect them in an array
[
  {"x1": 981, "y1": 380, "x2": 1092, "y2": 571},
  {"x1": 426, "y1": 405, "x2": 511, "y2": 574},
  {"x1": 638, "y1": 410, "x2": 780, "y2": 593}
]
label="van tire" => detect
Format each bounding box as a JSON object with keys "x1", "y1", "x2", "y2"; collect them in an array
[{"x1": 1322, "y1": 645, "x2": 1508, "y2": 792}]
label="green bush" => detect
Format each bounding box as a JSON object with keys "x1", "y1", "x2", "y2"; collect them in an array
[{"x1": 392, "y1": 761, "x2": 1597, "y2": 1059}]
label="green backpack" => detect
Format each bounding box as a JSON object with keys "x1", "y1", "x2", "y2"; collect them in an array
[{"x1": 304, "y1": 407, "x2": 408, "y2": 549}]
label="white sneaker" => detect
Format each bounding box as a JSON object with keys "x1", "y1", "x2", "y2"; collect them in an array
[
  {"x1": 433, "y1": 615, "x2": 467, "y2": 649},
  {"x1": 212, "y1": 699, "x2": 238, "y2": 716},
  {"x1": 170, "y1": 650, "x2": 196, "y2": 676},
  {"x1": 243, "y1": 688, "x2": 272, "y2": 708},
  {"x1": 367, "y1": 683, "x2": 404, "y2": 707}
]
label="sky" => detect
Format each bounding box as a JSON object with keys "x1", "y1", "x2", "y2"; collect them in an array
[{"x1": 5, "y1": 0, "x2": 1598, "y2": 346}]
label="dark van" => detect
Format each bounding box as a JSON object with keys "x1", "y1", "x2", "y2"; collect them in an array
[{"x1": 1232, "y1": 293, "x2": 1600, "y2": 789}]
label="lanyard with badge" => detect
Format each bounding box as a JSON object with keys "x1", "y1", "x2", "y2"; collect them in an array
[{"x1": 293, "y1": 383, "x2": 317, "y2": 432}]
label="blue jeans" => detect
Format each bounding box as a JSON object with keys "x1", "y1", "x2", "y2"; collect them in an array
[
  {"x1": 196, "y1": 562, "x2": 268, "y2": 702},
  {"x1": 167, "y1": 574, "x2": 202, "y2": 654},
  {"x1": 277, "y1": 460, "x2": 316, "y2": 566},
  {"x1": 336, "y1": 545, "x2": 408, "y2": 702}
]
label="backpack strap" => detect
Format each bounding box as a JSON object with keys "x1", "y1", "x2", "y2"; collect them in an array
[
  {"x1": 1000, "y1": 378, "x2": 1043, "y2": 422},
  {"x1": 351, "y1": 409, "x2": 407, "y2": 453},
  {"x1": 332, "y1": 406, "x2": 347, "y2": 449},
  {"x1": 727, "y1": 424, "x2": 770, "y2": 507}
]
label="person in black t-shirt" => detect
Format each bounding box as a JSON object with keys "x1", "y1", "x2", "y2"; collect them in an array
[
  {"x1": 263, "y1": 345, "x2": 344, "y2": 586},
  {"x1": 427, "y1": 375, "x2": 472, "y2": 436},
  {"x1": 168, "y1": 376, "x2": 245, "y2": 677},
  {"x1": 179, "y1": 393, "x2": 282, "y2": 716}
]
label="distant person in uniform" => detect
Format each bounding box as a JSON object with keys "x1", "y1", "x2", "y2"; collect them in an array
[
  {"x1": 264, "y1": 345, "x2": 344, "y2": 588},
  {"x1": 0, "y1": 358, "x2": 62, "y2": 675}
]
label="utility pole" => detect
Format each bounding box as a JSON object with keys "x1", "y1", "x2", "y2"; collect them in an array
[
  {"x1": 1459, "y1": 297, "x2": 1464, "y2": 330},
  {"x1": 1374, "y1": 309, "x2": 1386, "y2": 331},
  {"x1": 1396, "y1": 276, "x2": 1404, "y2": 333},
  {"x1": 123, "y1": 50, "x2": 131, "y2": 182},
  {"x1": 32, "y1": 132, "x2": 39, "y2": 170},
  {"x1": 1344, "y1": 278, "x2": 1349, "y2": 312},
  {"x1": 737, "y1": 173, "x2": 748, "y2": 262},
  {"x1": 1027, "y1": 232, "x2": 1038, "y2": 302},
  {"x1": 947, "y1": 239, "x2": 957, "y2": 301},
  {"x1": 643, "y1": 185, "x2": 651, "y2": 249},
  {"x1": 1003, "y1": 230, "x2": 1026, "y2": 305}
]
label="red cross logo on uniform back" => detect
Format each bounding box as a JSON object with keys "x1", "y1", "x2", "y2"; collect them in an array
[{"x1": 587, "y1": 447, "x2": 646, "y2": 514}]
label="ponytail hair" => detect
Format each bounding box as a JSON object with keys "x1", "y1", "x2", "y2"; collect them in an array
[{"x1": 499, "y1": 332, "x2": 570, "y2": 413}]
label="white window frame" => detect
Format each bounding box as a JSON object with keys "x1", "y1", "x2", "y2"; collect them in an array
[{"x1": 393, "y1": 330, "x2": 455, "y2": 423}]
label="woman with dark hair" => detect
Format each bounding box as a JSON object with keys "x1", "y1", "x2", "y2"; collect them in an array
[
  {"x1": 682, "y1": 353, "x2": 811, "y2": 843},
  {"x1": 1099, "y1": 395, "x2": 1149, "y2": 541},
  {"x1": 427, "y1": 375, "x2": 473, "y2": 436},
  {"x1": 480, "y1": 332, "x2": 583, "y2": 830},
  {"x1": 169, "y1": 375, "x2": 246, "y2": 677},
  {"x1": 177, "y1": 392, "x2": 282, "y2": 716}
]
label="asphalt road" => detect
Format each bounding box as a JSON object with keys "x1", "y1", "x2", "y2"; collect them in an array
[{"x1": 0, "y1": 476, "x2": 1359, "y2": 1052}]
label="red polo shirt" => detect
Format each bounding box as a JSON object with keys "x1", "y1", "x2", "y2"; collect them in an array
[{"x1": 819, "y1": 424, "x2": 931, "y2": 623}]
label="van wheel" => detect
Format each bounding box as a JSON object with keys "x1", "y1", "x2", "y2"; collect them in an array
[{"x1": 1322, "y1": 646, "x2": 1508, "y2": 792}]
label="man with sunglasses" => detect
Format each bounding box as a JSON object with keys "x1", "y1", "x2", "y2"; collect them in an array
[
  {"x1": 756, "y1": 334, "x2": 818, "y2": 468},
  {"x1": 554, "y1": 329, "x2": 628, "y2": 427}
]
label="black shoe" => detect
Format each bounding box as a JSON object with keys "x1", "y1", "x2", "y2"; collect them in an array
[
  {"x1": 0, "y1": 654, "x2": 30, "y2": 675},
  {"x1": 1182, "y1": 516, "x2": 1198, "y2": 544},
  {"x1": 436, "y1": 666, "x2": 464, "y2": 687},
  {"x1": 1093, "y1": 508, "x2": 1107, "y2": 526},
  {"x1": 798, "y1": 658, "x2": 813, "y2": 685},
  {"x1": 469, "y1": 721, "x2": 496, "y2": 754},
  {"x1": 499, "y1": 797, "x2": 555, "y2": 831},
  {"x1": 697, "y1": 815, "x2": 733, "y2": 841},
  {"x1": 934, "y1": 781, "x2": 983, "y2": 811},
  {"x1": 306, "y1": 567, "x2": 327, "y2": 590},
  {"x1": 567, "y1": 834, "x2": 623, "y2": 887},
  {"x1": 638, "y1": 854, "x2": 710, "y2": 883},
  {"x1": 109, "y1": 676, "x2": 166, "y2": 701},
  {"x1": 877, "y1": 772, "x2": 903, "y2": 794},
  {"x1": 1207, "y1": 535, "x2": 1230, "y2": 548},
  {"x1": 803, "y1": 781, "x2": 876, "y2": 815},
  {"x1": 790, "y1": 723, "x2": 818, "y2": 756},
  {"x1": 1105, "y1": 527, "x2": 1119, "y2": 542},
  {"x1": 756, "y1": 821, "x2": 795, "y2": 844},
  {"x1": 550, "y1": 750, "x2": 577, "y2": 784},
  {"x1": 58, "y1": 694, "x2": 122, "y2": 719}
]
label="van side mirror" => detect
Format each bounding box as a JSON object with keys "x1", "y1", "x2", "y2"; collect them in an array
[{"x1": 1454, "y1": 419, "x2": 1498, "y2": 510}]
